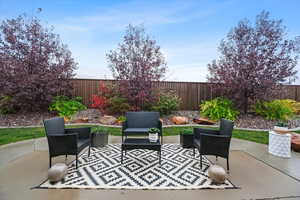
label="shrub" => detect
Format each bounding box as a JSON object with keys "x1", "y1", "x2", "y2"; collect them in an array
[
  {"x1": 151, "y1": 92, "x2": 181, "y2": 115},
  {"x1": 108, "y1": 97, "x2": 130, "y2": 115},
  {"x1": 279, "y1": 99, "x2": 300, "y2": 114},
  {"x1": 49, "y1": 96, "x2": 87, "y2": 120},
  {"x1": 254, "y1": 100, "x2": 294, "y2": 121},
  {"x1": 117, "y1": 115, "x2": 126, "y2": 122},
  {"x1": 200, "y1": 97, "x2": 239, "y2": 121},
  {"x1": 91, "y1": 95, "x2": 108, "y2": 112}
]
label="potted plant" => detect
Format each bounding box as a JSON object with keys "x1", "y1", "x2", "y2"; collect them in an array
[
  {"x1": 180, "y1": 129, "x2": 194, "y2": 148},
  {"x1": 91, "y1": 126, "x2": 109, "y2": 147},
  {"x1": 274, "y1": 122, "x2": 289, "y2": 134},
  {"x1": 148, "y1": 128, "x2": 160, "y2": 142}
]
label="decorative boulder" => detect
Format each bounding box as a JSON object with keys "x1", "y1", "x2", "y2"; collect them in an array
[
  {"x1": 73, "y1": 118, "x2": 89, "y2": 123},
  {"x1": 193, "y1": 117, "x2": 216, "y2": 125},
  {"x1": 99, "y1": 115, "x2": 117, "y2": 125},
  {"x1": 208, "y1": 165, "x2": 227, "y2": 184},
  {"x1": 48, "y1": 163, "x2": 68, "y2": 184},
  {"x1": 171, "y1": 116, "x2": 188, "y2": 125}
]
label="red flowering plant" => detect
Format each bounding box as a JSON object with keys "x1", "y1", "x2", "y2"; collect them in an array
[{"x1": 91, "y1": 81, "x2": 111, "y2": 112}]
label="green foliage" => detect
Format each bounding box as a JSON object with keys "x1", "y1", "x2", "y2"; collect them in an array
[
  {"x1": 149, "y1": 128, "x2": 160, "y2": 133},
  {"x1": 117, "y1": 115, "x2": 126, "y2": 122},
  {"x1": 276, "y1": 122, "x2": 288, "y2": 127},
  {"x1": 279, "y1": 99, "x2": 300, "y2": 114},
  {"x1": 152, "y1": 92, "x2": 181, "y2": 115},
  {"x1": 92, "y1": 126, "x2": 108, "y2": 133},
  {"x1": 0, "y1": 96, "x2": 16, "y2": 114},
  {"x1": 49, "y1": 96, "x2": 87, "y2": 119},
  {"x1": 200, "y1": 97, "x2": 239, "y2": 121},
  {"x1": 181, "y1": 128, "x2": 193, "y2": 135},
  {"x1": 108, "y1": 97, "x2": 130, "y2": 114},
  {"x1": 254, "y1": 100, "x2": 294, "y2": 121}
]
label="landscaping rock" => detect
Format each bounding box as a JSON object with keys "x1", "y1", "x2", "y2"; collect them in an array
[
  {"x1": 99, "y1": 115, "x2": 117, "y2": 125},
  {"x1": 171, "y1": 116, "x2": 188, "y2": 125},
  {"x1": 72, "y1": 109, "x2": 101, "y2": 122},
  {"x1": 193, "y1": 117, "x2": 216, "y2": 125}
]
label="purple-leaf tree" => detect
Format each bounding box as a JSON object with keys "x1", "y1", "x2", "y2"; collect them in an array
[
  {"x1": 107, "y1": 24, "x2": 167, "y2": 110},
  {"x1": 207, "y1": 11, "x2": 300, "y2": 113},
  {"x1": 0, "y1": 15, "x2": 77, "y2": 112}
]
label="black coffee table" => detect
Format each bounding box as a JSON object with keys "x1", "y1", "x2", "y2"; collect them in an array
[{"x1": 121, "y1": 138, "x2": 162, "y2": 165}]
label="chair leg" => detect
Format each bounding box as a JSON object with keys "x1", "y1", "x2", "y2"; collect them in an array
[
  {"x1": 49, "y1": 156, "x2": 52, "y2": 168},
  {"x1": 121, "y1": 150, "x2": 123, "y2": 164},
  {"x1": 227, "y1": 158, "x2": 229, "y2": 172},
  {"x1": 216, "y1": 156, "x2": 218, "y2": 161},
  {"x1": 88, "y1": 145, "x2": 91, "y2": 157},
  {"x1": 65, "y1": 155, "x2": 68, "y2": 160},
  {"x1": 200, "y1": 155, "x2": 202, "y2": 170},
  {"x1": 76, "y1": 154, "x2": 78, "y2": 169},
  {"x1": 193, "y1": 147, "x2": 195, "y2": 157},
  {"x1": 159, "y1": 150, "x2": 161, "y2": 165}
]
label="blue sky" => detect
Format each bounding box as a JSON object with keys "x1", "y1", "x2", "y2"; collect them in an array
[{"x1": 1, "y1": 0, "x2": 300, "y2": 82}]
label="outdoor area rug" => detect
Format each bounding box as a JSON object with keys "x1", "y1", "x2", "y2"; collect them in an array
[{"x1": 37, "y1": 144, "x2": 237, "y2": 190}]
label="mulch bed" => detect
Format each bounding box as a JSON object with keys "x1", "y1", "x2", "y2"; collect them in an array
[
  {"x1": 0, "y1": 112, "x2": 56, "y2": 127},
  {"x1": 1, "y1": 109, "x2": 300, "y2": 129}
]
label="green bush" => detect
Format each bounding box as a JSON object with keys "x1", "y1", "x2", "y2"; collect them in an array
[
  {"x1": 200, "y1": 97, "x2": 239, "y2": 121},
  {"x1": 254, "y1": 99, "x2": 294, "y2": 121},
  {"x1": 108, "y1": 97, "x2": 130, "y2": 114},
  {"x1": 49, "y1": 96, "x2": 87, "y2": 120},
  {"x1": 152, "y1": 92, "x2": 181, "y2": 115}
]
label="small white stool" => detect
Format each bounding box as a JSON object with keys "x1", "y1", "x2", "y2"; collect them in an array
[{"x1": 268, "y1": 131, "x2": 291, "y2": 158}]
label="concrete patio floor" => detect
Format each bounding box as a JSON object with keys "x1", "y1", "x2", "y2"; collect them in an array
[{"x1": 0, "y1": 136, "x2": 300, "y2": 200}]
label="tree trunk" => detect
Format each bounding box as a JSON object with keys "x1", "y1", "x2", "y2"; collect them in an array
[{"x1": 243, "y1": 90, "x2": 248, "y2": 114}]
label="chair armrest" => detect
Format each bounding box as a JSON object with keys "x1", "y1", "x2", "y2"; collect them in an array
[
  {"x1": 194, "y1": 127, "x2": 219, "y2": 139},
  {"x1": 65, "y1": 127, "x2": 91, "y2": 139},
  {"x1": 47, "y1": 134, "x2": 78, "y2": 155}
]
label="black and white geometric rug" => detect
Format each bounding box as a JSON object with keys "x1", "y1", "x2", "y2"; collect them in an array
[{"x1": 38, "y1": 144, "x2": 237, "y2": 190}]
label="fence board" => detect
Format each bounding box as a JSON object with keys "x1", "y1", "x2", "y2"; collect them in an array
[{"x1": 71, "y1": 79, "x2": 300, "y2": 110}]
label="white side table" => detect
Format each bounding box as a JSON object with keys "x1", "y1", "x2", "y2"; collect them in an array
[{"x1": 268, "y1": 131, "x2": 291, "y2": 158}]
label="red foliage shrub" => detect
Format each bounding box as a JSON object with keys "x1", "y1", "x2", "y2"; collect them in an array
[{"x1": 91, "y1": 95, "x2": 108, "y2": 112}]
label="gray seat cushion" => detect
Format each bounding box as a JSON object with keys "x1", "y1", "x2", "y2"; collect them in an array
[{"x1": 124, "y1": 128, "x2": 150, "y2": 134}]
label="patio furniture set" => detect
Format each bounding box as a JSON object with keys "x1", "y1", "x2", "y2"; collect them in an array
[{"x1": 43, "y1": 112, "x2": 234, "y2": 171}]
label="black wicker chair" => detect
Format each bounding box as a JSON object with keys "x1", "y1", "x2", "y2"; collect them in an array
[
  {"x1": 43, "y1": 117, "x2": 91, "y2": 169},
  {"x1": 193, "y1": 118, "x2": 234, "y2": 171},
  {"x1": 121, "y1": 112, "x2": 163, "y2": 164}
]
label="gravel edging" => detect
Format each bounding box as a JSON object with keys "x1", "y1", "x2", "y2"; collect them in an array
[{"x1": 1, "y1": 123, "x2": 300, "y2": 132}]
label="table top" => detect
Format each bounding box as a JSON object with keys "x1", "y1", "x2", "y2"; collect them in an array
[{"x1": 123, "y1": 138, "x2": 161, "y2": 146}]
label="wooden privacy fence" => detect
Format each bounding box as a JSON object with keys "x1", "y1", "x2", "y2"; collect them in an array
[{"x1": 70, "y1": 79, "x2": 300, "y2": 110}]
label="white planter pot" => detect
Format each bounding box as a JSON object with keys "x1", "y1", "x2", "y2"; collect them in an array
[{"x1": 149, "y1": 133, "x2": 158, "y2": 142}]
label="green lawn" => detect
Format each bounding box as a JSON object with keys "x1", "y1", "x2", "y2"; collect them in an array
[{"x1": 0, "y1": 125, "x2": 270, "y2": 146}]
